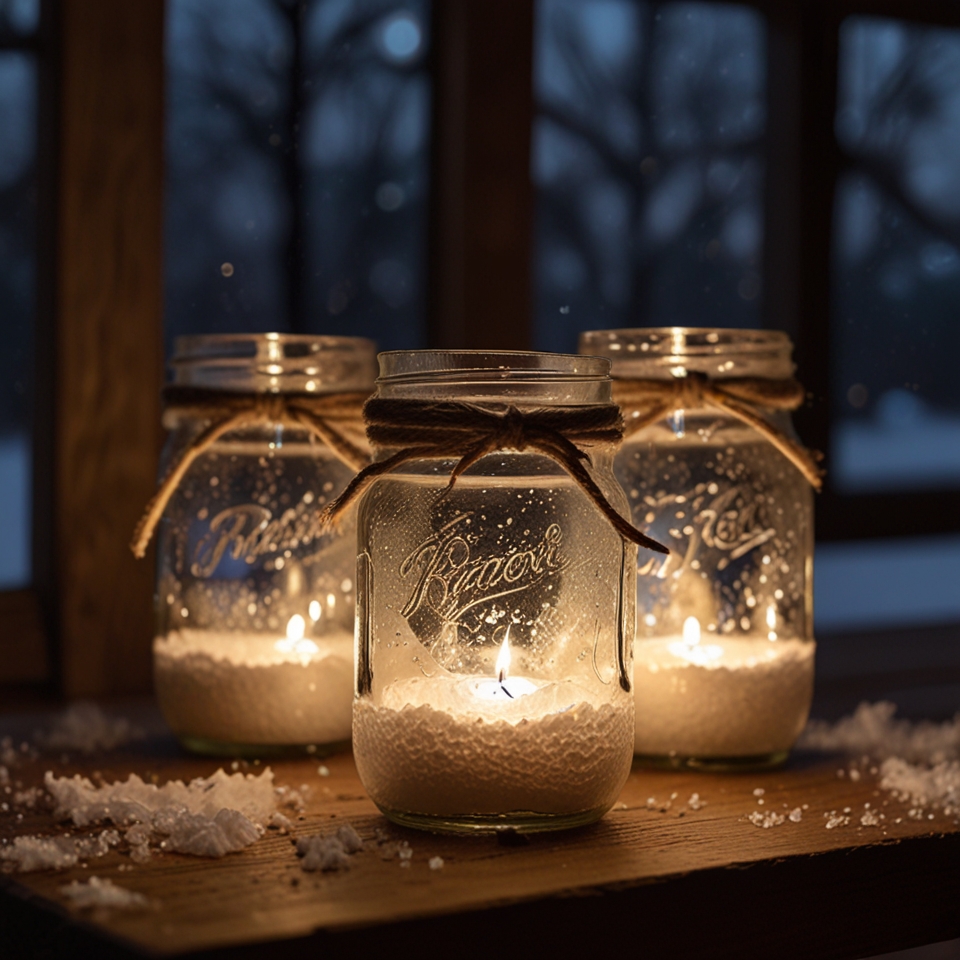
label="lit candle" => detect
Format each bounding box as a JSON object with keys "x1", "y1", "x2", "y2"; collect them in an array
[
  {"x1": 633, "y1": 615, "x2": 814, "y2": 763},
  {"x1": 352, "y1": 627, "x2": 633, "y2": 826},
  {"x1": 154, "y1": 613, "x2": 354, "y2": 751}
]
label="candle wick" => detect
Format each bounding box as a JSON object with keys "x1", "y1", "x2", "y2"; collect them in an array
[{"x1": 498, "y1": 669, "x2": 514, "y2": 698}]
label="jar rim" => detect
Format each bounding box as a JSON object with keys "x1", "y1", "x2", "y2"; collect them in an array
[
  {"x1": 579, "y1": 327, "x2": 791, "y2": 356},
  {"x1": 377, "y1": 349, "x2": 610, "y2": 383},
  {"x1": 170, "y1": 333, "x2": 378, "y2": 393}
]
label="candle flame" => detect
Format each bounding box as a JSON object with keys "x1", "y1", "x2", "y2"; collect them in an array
[
  {"x1": 766, "y1": 604, "x2": 777, "y2": 640},
  {"x1": 682, "y1": 616, "x2": 701, "y2": 647},
  {"x1": 308, "y1": 600, "x2": 321, "y2": 622},
  {"x1": 495, "y1": 627, "x2": 512, "y2": 683},
  {"x1": 275, "y1": 614, "x2": 319, "y2": 664},
  {"x1": 286, "y1": 614, "x2": 306, "y2": 642}
]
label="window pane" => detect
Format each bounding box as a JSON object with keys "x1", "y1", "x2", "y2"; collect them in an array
[
  {"x1": 532, "y1": 0, "x2": 766, "y2": 352},
  {"x1": 0, "y1": 0, "x2": 39, "y2": 37},
  {"x1": 832, "y1": 16, "x2": 960, "y2": 493},
  {"x1": 165, "y1": 0, "x2": 430, "y2": 355},
  {"x1": 0, "y1": 50, "x2": 35, "y2": 589}
]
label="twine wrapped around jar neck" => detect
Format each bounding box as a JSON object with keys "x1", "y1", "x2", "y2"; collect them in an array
[
  {"x1": 611, "y1": 372, "x2": 823, "y2": 490},
  {"x1": 318, "y1": 397, "x2": 670, "y2": 554},
  {"x1": 130, "y1": 386, "x2": 371, "y2": 559}
]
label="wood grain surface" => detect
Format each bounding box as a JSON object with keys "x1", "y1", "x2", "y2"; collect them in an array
[
  {"x1": 55, "y1": 1, "x2": 164, "y2": 697},
  {"x1": 0, "y1": 704, "x2": 957, "y2": 959}
]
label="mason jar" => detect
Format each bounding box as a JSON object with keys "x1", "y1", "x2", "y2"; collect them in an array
[
  {"x1": 352, "y1": 351, "x2": 636, "y2": 833},
  {"x1": 152, "y1": 334, "x2": 375, "y2": 755},
  {"x1": 580, "y1": 328, "x2": 815, "y2": 769}
]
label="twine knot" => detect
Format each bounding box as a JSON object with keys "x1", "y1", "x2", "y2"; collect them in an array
[
  {"x1": 320, "y1": 398, "x2": 669, "y2": 554},
  {"x1": 612, "y1": 373, "x2": 823, "y2": 490},
  {"x1": 131, "y1": 387, "x2": 371, "y2": 559}
]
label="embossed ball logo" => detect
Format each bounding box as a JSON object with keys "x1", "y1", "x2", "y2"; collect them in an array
[{"x1": 398, "y1": 513, "x2": 566, "y2": 652}]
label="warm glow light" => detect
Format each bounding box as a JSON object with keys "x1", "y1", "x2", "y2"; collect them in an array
[
  {"x1": 495, "y1": 628, "x2": 512, "y2": 682},
  {"x1": 274, "y1": 614, "x2": 319, "y2": 664},
  {"x1": 766, "y1": 605, "x2": 777, "y2": 640},
  {"x1": 308, "y1": 600, "x2": 322, "y2": 622},
  {"x1": 682, "y1": 616, "x2": 701, "y2": 646},
  {"x1": 287, "y1": 614, "x2": 306, "y2": 642}
]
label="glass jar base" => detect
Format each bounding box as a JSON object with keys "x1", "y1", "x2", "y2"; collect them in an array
[
  {"x1": 376, "y1": 804, "x2": 610, "y2": 835},
  {"x1": 177, "y1": 735, "x2": 350, "y2": 759},
  {"x1": 633, "y1": 750, "x2": 790, "y2": 773}
]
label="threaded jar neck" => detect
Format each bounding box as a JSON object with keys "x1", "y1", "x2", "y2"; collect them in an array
[{"x1": 170, "y1": 333, "x2": 377, "y2": 394}]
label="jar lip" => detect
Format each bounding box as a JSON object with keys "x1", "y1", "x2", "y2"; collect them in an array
[
  {"x1": 377, "y1": 349, "x2": 611, "y2": 383},
  {"x1": 170, "y1": 333, "x2": 378, "y2": 393},
  {"x1": 578, "y1": 327, "x2": 792, "y2": 357},
  {"x1": 172, "y1": 333, "x2": 376, "y2": 364}
]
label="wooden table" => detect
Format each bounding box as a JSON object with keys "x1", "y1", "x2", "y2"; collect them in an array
[{"x1": 0, "y1": 705, "x2": 957, "y2": 960}]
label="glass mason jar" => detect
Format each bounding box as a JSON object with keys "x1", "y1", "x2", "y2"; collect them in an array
[
  {"x1": 352, "y1": 351, "x2": 636, "y2": 834},
  {"x1": 579, "y1": 328, "x2": 815, "y2": 770},
  {"x1": 153, "y1": 334, "x2": 376, "y2": 756}
]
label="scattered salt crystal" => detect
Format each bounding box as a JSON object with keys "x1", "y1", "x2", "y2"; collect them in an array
[
  {"x1": 35, "y1": 702, "x2": 144, "y2": 755},
  {"x1": 788, "y1": 807, "x2": 802, "y2": 822},
  {"x1": 799, "y1": 702, "x2": 959, "y2": 763},
  {"x1": 860, "y1": 810, "x2": 880, "y2": 827},
  {"x1": 646, "y1": 797, "x2": 656, "y2": 809},
  {"x1": 398, "y1": 841, "x2": 413, "y2": 862},
  {"x1": 124, "y1": 824, "x2": 151, "y2": 847},
  {"x1": 61, "y1": 876, "x2": 150, "y2": 911},
  {"x1": 45, "y1": 768, "x2": 276, "y2": 827},
  {"x1": 268, "y1": 812, "x2": 293, "y2": 833},
  {"x1": 849, "y1": 769, "x2": 861, "y2": 782},
  {"x1": 824, "y1": 810, "x2": 851, "y2": 829},
  {"x1": 747, "y1": 810, "x2": 785, "y2": 828},
  {"x1": 296, "y1": 834, "x2": 353, "y2": 872},
  {"x1": 13, "y1": 786, "x2": 41, "y2": 808},
  {"x1": 879, "y1": 757, "x2": 960, "y2": 817},
  {"x1": 687, "y1": 793, "x2": 705, "y2": 811},
  {"x1": 130, "y1": 843, "x2": 151, "y2": 864},
  {"x1": 1, "y1": 835, "x2": 79, "y2": 872},
  {"x1": 317, "y1": 765, "x2": 330, "y2": 777},
  {"x1": 752, "y1": 788, "x2": 765, "y2": 797},
  {"x1": 335, "y1": 824, "x2": 363, "y2": 854},
  {"x1": 160, "y1": 808, "x2": 262, "y2": 858}
]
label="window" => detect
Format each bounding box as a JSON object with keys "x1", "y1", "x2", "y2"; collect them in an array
[
  {"x1": 0, "y1": 0, "x2": 39, "y2": 589},
  {"x1": 533, "y1": 0, "x2": 766, "y2": 352},
  {"x1": 165, "y1": 0, "x2": 431, "y2": 354}
]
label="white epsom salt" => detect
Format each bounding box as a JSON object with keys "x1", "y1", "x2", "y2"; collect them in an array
[
  {"x1": 879, "y1": 757, "x2": 960, "y2": 817},
  {"x1": 634, "y1": 637, "x2": 814, "y2": 758},
  {"x1": 746, "y1": 810, "x2": 785, "y2": 828},
  {"x1": 429, "y1": 856, "x2": 444, "y2": 870},
  {"x1": 0, "y1": 828, "x2": 121, "y2": 873},
  {"x1": 295, "y1": 825, "x2": 365, "y2": 872},
  {"x1": 45, "y1": 768, "x2": 276, "y2": 827},
  {"x1": 35, "y1": 702, "x2": 144, "y2": 754},
  {"x1": 61, "y1": 876, "x2": 150, "y2": 911},
  {"x1": 798, "y1": 701, "x2": 959, "y2": 763},
  {"x1": 37, "y1": 768, "x2": 276, "y2": 861},
  {"x1": 154, "y1": 628, "x2": 354, "y2": 747},
  {"x1": 353, "y1": 690, "x2": 633, "y2": 819},
  {"x1": 1, "y1": 836, "x2": 79, "y2": 872}
]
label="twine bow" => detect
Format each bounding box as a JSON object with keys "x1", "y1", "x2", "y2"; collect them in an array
[
  {"x1": 130, "y1": 388, "x2": 370, "y2": 559},
  {"x1": 612, "y1": 373, "x2": 823, "y2": 490},
  {"x1": 319, "y1": 398, "x2": 669, "y2": 554}
]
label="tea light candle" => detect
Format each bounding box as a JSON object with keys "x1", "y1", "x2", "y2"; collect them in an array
[
  {"x1": 633, "y1": 617, "x2": 814, "y2": 760},
  {"x1": 353, "y1": 633, "x2": 633, "y2": 820},
  {"x1": 155, "y1": 614, "x2": 354, "y2": 749}
]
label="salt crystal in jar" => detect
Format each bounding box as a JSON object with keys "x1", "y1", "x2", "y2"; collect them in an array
[
  {"x1": 580, "y1": 328, "x2": 816, "y2": 770},
  {"x1": 151, "y1": 334, "x2": 375, "y2": 755},
  {"x1": 351, "y1": 351, "x2": 639, "y2": 833}
]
